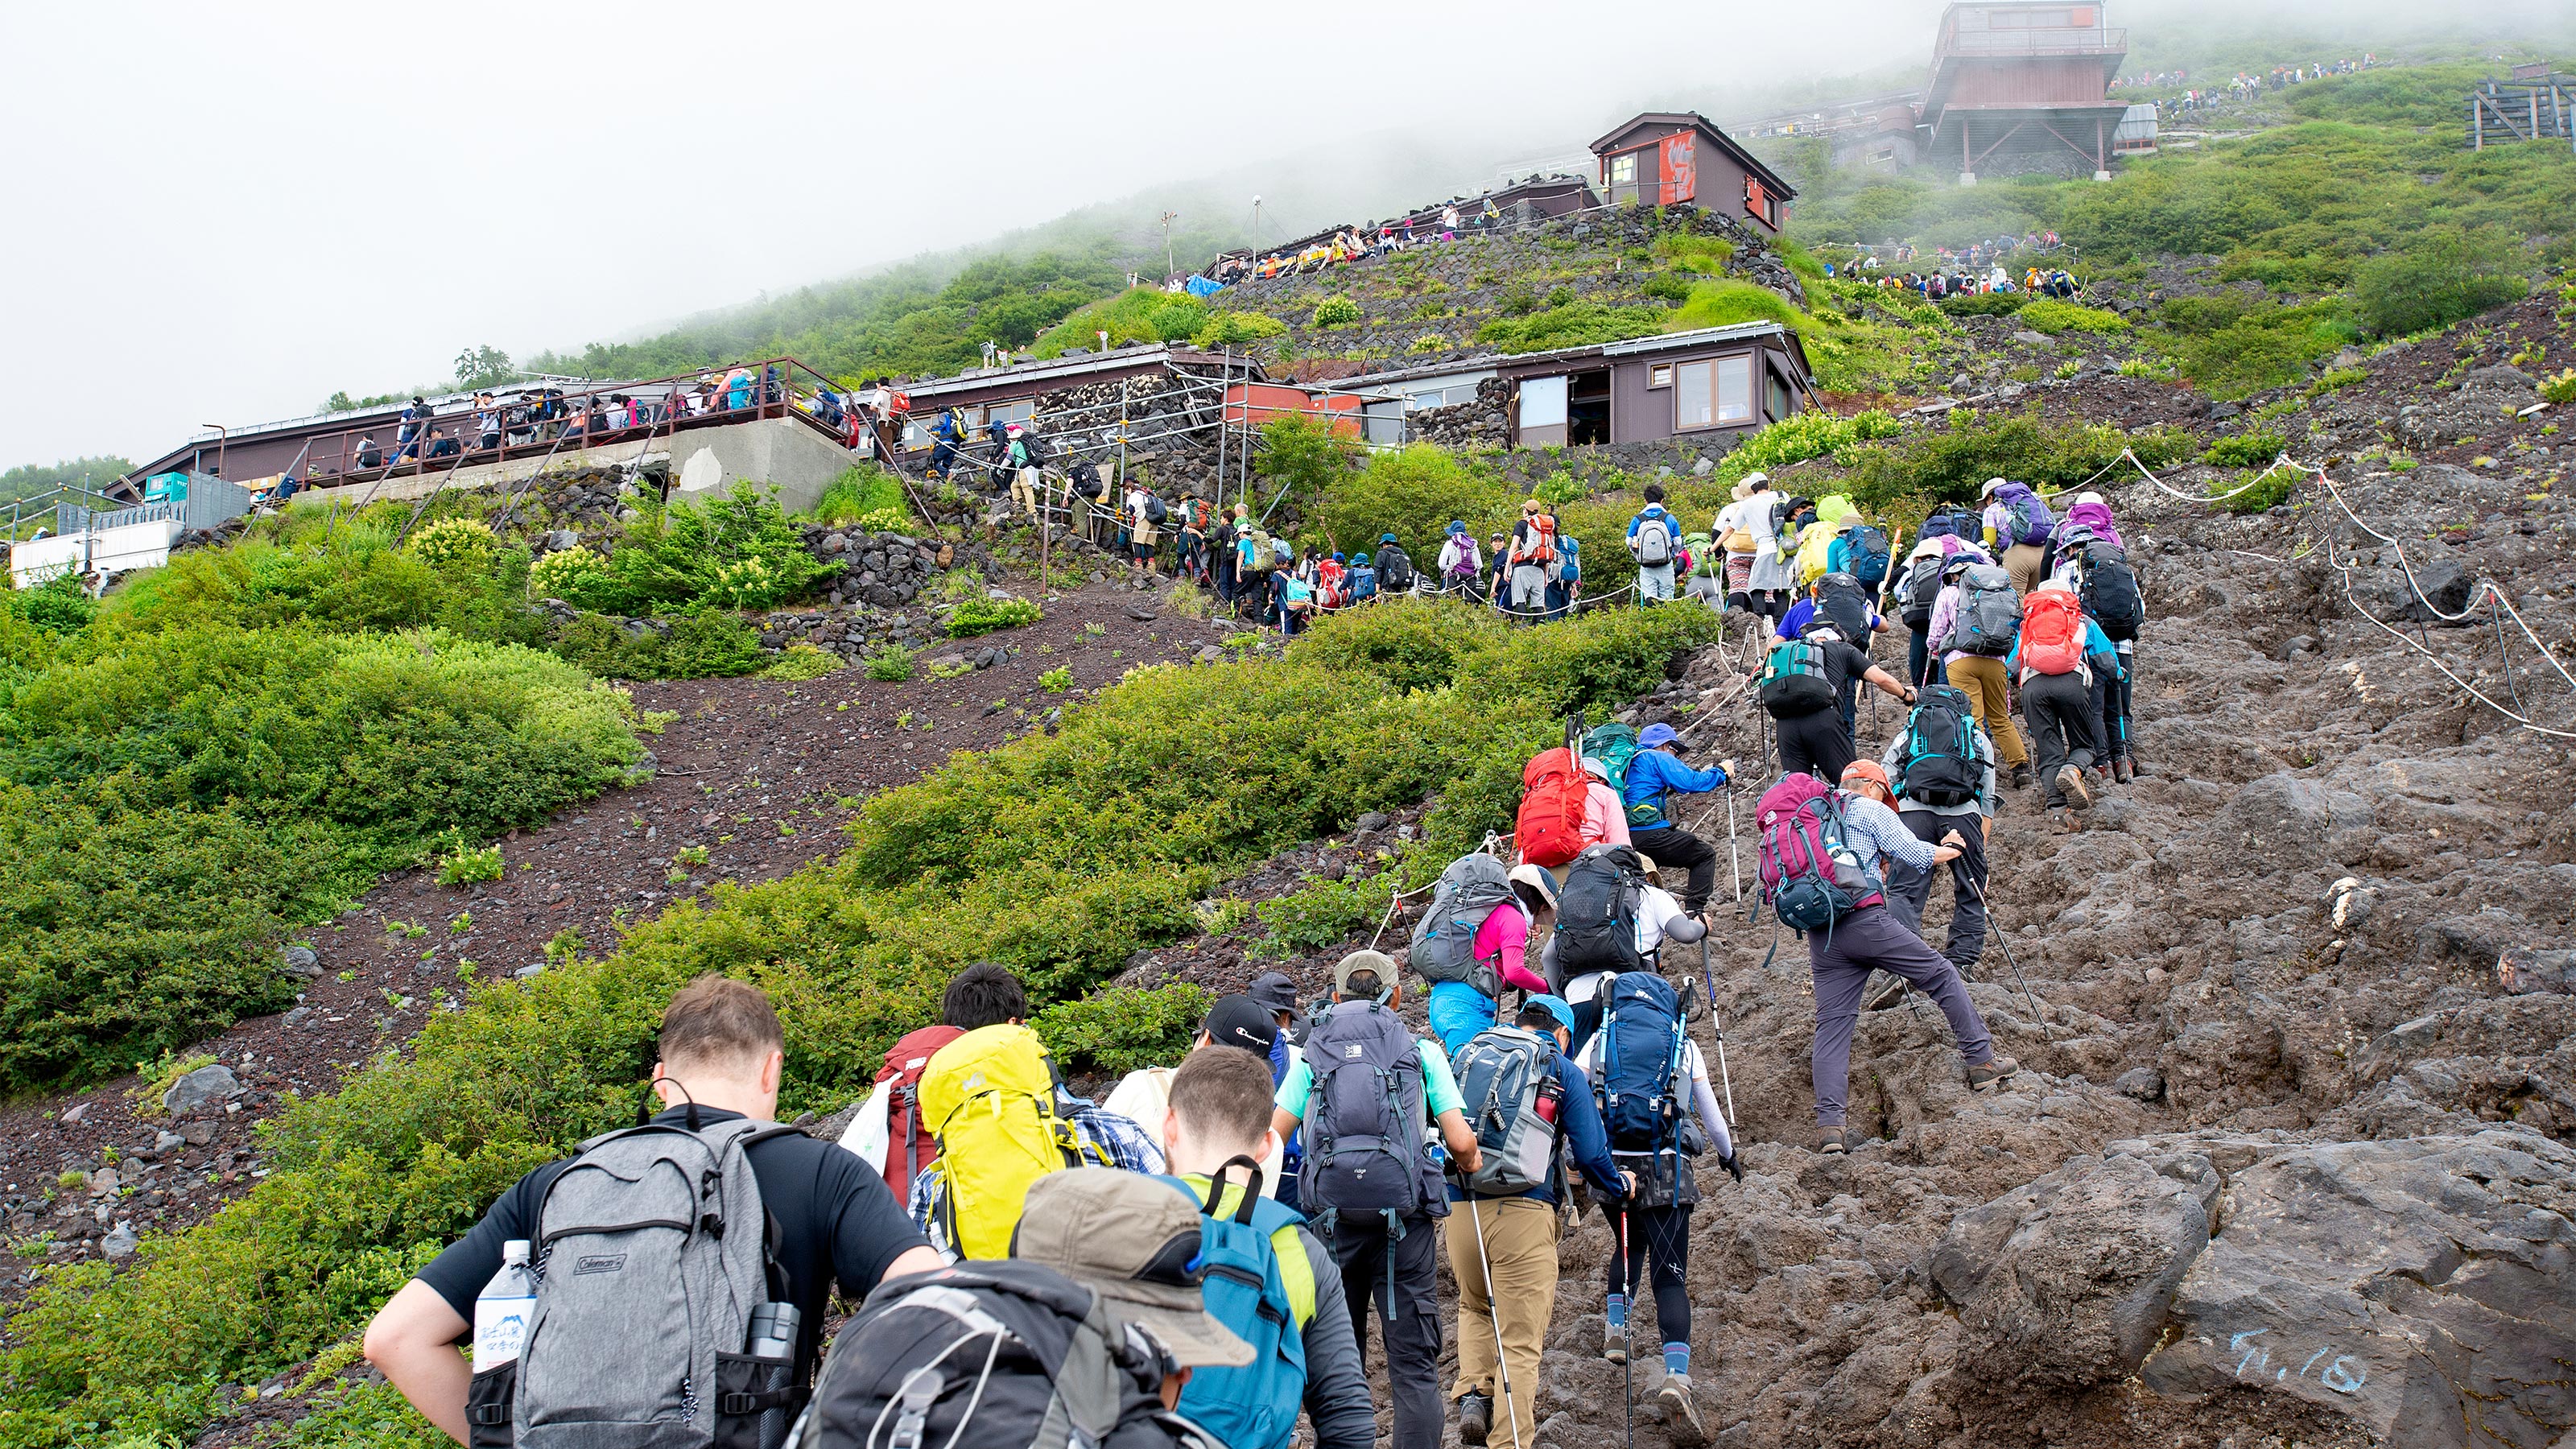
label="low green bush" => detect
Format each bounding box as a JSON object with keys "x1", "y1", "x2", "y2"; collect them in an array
[
  {"x1": 864, "y1": 642, "x2": 917, "y2": 681},
  {"x1": 434, "y1": 843, "x2": 506, "y2": 886},
  {"x1": 2352, "y1": 226, "x2": 2529, "y2": 338},
  {"x1": 945, "y1": 597, "x2": 1041, "y2": 638},
  {"x1": 2016, "y1": 299, "x2": 2128, "y2": 335},
  {"x1": 762, "y1": 643, "x2": 844, "y2": 681},
  {"x1": 543, "y1": 610, "x2": 766, "y2": 679},
  {"x1": 559, "y1": 488, "x2": 837, "y2": 616},
  {"x1": 1032, "y1": 984, "x2": 1212, "y2": 1075},
  {"x1": 1475, "y1": 301, "x2": 1664, "y2": 353},
  {"x1": 1311, "y1": 296, "x2": 1363, "y2": 327},
  {"x1": 2537, "y1": 369, "x2": 2576, "y2": 406},
  {"x1": 2202, "y1": 431, "x2": 2288, "y2": 469},
  {"x1": 1193, "y1": 312, "x2": 1286, "y2": 348},
  {"x1": 808, "y1": 468, "x2": 909, "y2": 527},
  {"x1": 2210, "y1": 467, "x2": 2295, "y2": 514}
]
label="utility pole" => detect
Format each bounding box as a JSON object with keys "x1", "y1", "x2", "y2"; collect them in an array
[{"x1": 1160, "y1": 211, "x2": 1179, "y2": 281}]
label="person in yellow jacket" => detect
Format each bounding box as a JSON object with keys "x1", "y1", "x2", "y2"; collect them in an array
[{"x1": 1794, "y1": 494, "x2": 1860, "y2": 588}]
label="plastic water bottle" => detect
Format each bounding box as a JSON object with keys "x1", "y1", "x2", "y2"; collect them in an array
[
  {"x1": 473, "y1": 1241, "x2": 539, "y2": 1373},
  {"x1": 745, "y1": 1302, "x2": 802, "y2": 1449}
]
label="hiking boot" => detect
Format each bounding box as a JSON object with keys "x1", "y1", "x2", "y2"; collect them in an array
[
  {"x1": 1659, "y1": 1374, "x2": 1706, "y2": 1436},
  {"x1": 1458, "y1": 1392, "x2": 1492, "y2": 1447},
  {"x1": 1604, "y1": 1325, "x2": 1629, "y2": 1364},
  {"x1": 2008, "y1": 762, "x2": 2032, "y2": 791},
  {"x1": 2061, "y1": 766, "x2": 2094, "y2": 810},
  {"x1": 1862, "y1": 972, "x2": 1907, "y2": 1012},
  {"x1": 2114, "y1": 757, "x2": 2135, "y2": 785},
  {"x1": 1818, "y1": 1125, "x2": 1847, "y2": 1154},
  {"x1": 1967, "y1": 1055, "x2": 2021, "y2": 1092}
]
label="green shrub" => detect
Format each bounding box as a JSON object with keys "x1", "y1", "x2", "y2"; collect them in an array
[
  {"x1": 1832, "y1": 409, "x2": 2189, "y2": 514},
  {"x1": 1311, "y1": 447, "x2": 1500, "y2": 567},
  {"x1": 809, "y1": 468, "x2": 909, "y2": 527},
  {"x1": 18, "y1": 574, "x2": 97, "y2": 637},
  {"x1": 1641, "y1": 275, "x2": 1690, "y2": 303},
  {"x1": 1938, "y1": 293, "x2": 2026, "y2": 317},
  {"x1": 2210, "y1": 467, "x2": 2295, "y2": 514},
  {"x1": 2016, "y1": 299, "x2": 2128, "y2": 335},
  {"x1": 1410, "y1": 333, "x2": 1447, "y2": 353},
  {"x1": 2538, "y1": 369, "x2": 2576, "y2": 406},
  {"x1": 1251, "y1": 871, "x2": 1389, "y2": 960},
  {"x1": 527, "y1": 547, "x2": 605, "y2": 601},
  {"x1": 1311, "y1": 296, "x2": 1363, "y2": 327},
  {"x1": 945, "y1": 597, "x2": 1042, "y2": 638},
  {"x1": 435, "y1": 843, "x2": 506, "y2": 886},
  {"x1": 1032, "y1": 985, "x2": 1212, "y2": 1075},
  {"x1": 1476, "y1": 302, "x2": 1664, "y2": 353},
  {"x1": 1664, "y1": 281, "x2": 1808, "y2": 334},
  {"x1": 1193, "y1": 312, "x2": 1287, "y2": 348},
  {"x1": 564, "y1": 488, "x2": 837, "y2": 616},
  {"x1": 2202, "y1": 431, "x2": 2287, "y2": 468},
  {"x1": 2352, "y1": 226, "x2": 2529, "y2": 338},
  {"x1": 762, "y1": 643, "x2": 844, "y2": 680},
  {"x1": 544, "y1": 610, "x2": 766, "y2": 680},
  {"x1": 402, "y1": 518, "x2": 497, "y2": 574},
  {"x1": 1256, "y1": 414, "x2": 1361, "y2": 522},
  {"x1": 1039, "y1": 666, "x2": 1072, "y2": 692},
  {"x1": 864, "y1": 642, "x2": 917, "y2": 681}
]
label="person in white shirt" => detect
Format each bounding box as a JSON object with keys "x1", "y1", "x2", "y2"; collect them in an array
[
  {"x1": 1096, "y1": 994, "x2": 1288, "y2": 1196},
  {"x1": 1554, "y1": 849, "x2": 1707, "y2": 1051}
]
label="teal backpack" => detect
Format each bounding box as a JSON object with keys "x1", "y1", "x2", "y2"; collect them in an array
[
  {"x1": 1160, "y1": 1161, "x2": 1309, "y2": 1449},
  {"x1": 1582, "y1": 722, "x2": 1640, "y2": 796}
]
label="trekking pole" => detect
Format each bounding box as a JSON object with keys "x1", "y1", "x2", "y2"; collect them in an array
[
  {"x1": 1461, "y1": 1187, "x2": 1525, "y2": 1449},
  {"x1": 1960, "y1": 872, "x2": 2046, "y2": 1023},
  {"x1": 1701, "y1": 938, "x2": 1734, "y2": 1127},
  {"x1": 1724, "y1": 786, "x2": 1742, "y2": 903},
  {"x1": 1612, "y1": 1205, "x2": 1634, "y2": 1449}
]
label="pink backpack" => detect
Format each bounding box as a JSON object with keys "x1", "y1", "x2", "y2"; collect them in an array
[{"x1": 1756, "y1": 774, "x2": 1882, "y2": 932}]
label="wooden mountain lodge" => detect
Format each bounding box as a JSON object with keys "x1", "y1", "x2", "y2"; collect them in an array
[{"x1": 1918, "y1": 2, "x2": 2130, "y2": 183}]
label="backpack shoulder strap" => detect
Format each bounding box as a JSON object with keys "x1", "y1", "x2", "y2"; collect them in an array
[{"x1": 1041, "y1": 1297, "x2": 1135, "y2": 1449}]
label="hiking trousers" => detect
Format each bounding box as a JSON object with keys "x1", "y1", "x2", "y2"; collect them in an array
[
  {"x1": 2020, "y1": 671, "x2": 2098, "y2": 803},
  {"x1": 1327, "y1": 1210, "x2": 1443, "y2": 1449},
  {"x1": 1943, "y1": 656, "x2": 2029, "y2": 767},
  {"x1": 1637, "y1": 564, "x2": 1676, "y2": 601},
  {"x1": 1602, "y1": 1198, "x2": 1693, "y2": 1352},
  {"x1": 1809, "y1": 903, "x2": 1994, "y2": 1128},
  {"x1": 1629, "y1": 825, "x2": 1718, "y2": 915},
  {"x1": 2003, "y1": 543, "x2": 2046, "y2": 596},
  {"x1": 2091, "y1": 643, "x2": 2135, "y2": 763},
  {"x1": 1882, "y1": 810, "x2": 1989, "y2": 972},
  {"x1": 1773, "y1": 707, "x2": 1857, "y2": 785},
  {"x1": 1447, "y1": 1195, "x2": 1559, "y2": 1449},
  {"x1": 1908, "y1": 625, "x2": 1933, "y2": 687}
]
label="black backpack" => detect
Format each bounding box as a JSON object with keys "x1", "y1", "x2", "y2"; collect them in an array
[
  {"x1": 1378, "y1": 545, "x2": 1415, "y2": 592},
  {"x1": 1814, "y1": 572, "x2": 1873, "y2": 642},
  {"x1": 1758, "y1": 638, "x2": 1837, "y2": 719},
  {"x1": 2078, "y1": 541, "x2": 2143, "y2": 641},
  {"x1": 1897, "y1": 685, "x2": 1982, "y2": 808},
  {"x1": 1554, "y1": 844, "x2": 1648, "y2": 981},
  {"x1": 1022, "y1": 432, "x2": 1055, "y2": 467},
  {"x1": 1070, "y1": 460, "x2": 1104, "y2": 500},
  {"x1": 1898, "y1": 555, "x2": 1945, "y2": 630},
  {"x1": 1143, "y1": 495, "x2": 1168, "y2": 526},
  {"x1": 795, "y1": 1260, "x2": 1223, "y2": 1449}
]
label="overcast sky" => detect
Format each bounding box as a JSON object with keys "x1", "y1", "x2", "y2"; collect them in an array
[{"x1": 1, "y1": 0, "x2": 2558, "y2": 470}]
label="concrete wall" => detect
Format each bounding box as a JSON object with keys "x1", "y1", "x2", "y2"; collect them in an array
[{"x1": 302, "y1": 416, "x2": 863, "y2": 512}]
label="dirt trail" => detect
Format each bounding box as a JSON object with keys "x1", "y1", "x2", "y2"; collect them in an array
[{"x1": 2, "y1": 580, "x2": 1230, "y2": 1294}]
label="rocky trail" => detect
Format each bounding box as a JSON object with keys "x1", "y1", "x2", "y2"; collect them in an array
[{"x1": 0, "y1": 579, "x2": 1237, "y2": 1298}]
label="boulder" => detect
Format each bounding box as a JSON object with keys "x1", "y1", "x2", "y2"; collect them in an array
[
  {"x1": 2138, "y1": 1132, "x2": 2576, "y2": 1449},
  {"x1": 2207, "y1": 771, "x2": 2373, "y2": 869},
  {"x1": 1930, "y1": 1151, "x2": 2216, "y2": 1387},
  {"x1": 162, "y1": 1063, "x2": 243, "y2": 1117},
  {"x1": 101, "y1": 1222, "x2": 138, "y2": 1260},
  {"x1": 2499, "y1": 946, "x2": 2576, "y2": 995},
  {"x1": 279, "y1": 944, "x2": 323, "y2": 979}
]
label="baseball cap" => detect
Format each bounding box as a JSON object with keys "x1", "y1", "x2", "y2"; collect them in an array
[
  {"x1": 1199, "y1": 995, "x2": 1279, "y2": 1055},
  {"x1": 1841, "y1": 760, "x2": 1892, "y2": 795},
  {"x1": 1519, "y1": 993, "x2": 1575, "y2": 1034},
  {"x1": 1013, "y1": 1169, "x2": 1254, "y2": 1369},
  {"x1": 1332, "y1": 949, "x2": 1398, "y2": 996},
  {"x1": 1638, "y1": 722, "x2": 1680, "y2": 749},
  {"x1": 1245, "y1": 971, "x2": 1300, "y2": 1016}
]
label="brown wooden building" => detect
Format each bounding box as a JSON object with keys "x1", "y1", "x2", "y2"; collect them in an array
[
  {"x1": 1587, "y1": 112, "x2": 1798, "y2": 233},
  {"x1": 1918, "y1": 2, "x2": 2129, "y2": 182},
  {"x1": 1358, "y1": 321, "x2": 1813, "y2": 449}
]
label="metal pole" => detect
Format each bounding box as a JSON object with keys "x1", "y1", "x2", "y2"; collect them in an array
[
  {"x1": 1463, "y1": 1192, "x2": 1524, "y2": 1449},
  {"x1": 1959, "y1": 872, "x2": 2044, "y2": 1022},
  {"x1": 1724, "y1": 786, "x2": 1742, "y2": 902},
  {"x1": 1700, "y1": 939, "x2": 1733, "y2": 1127}
]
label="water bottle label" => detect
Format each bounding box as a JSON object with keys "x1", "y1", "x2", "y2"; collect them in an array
[{"x1": 473, "y1": 1297, "x2": 536, "y2": 1373}]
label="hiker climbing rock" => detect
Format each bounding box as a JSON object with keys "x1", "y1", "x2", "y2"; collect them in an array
[
  {"x1": 1447, "y1": 995, "x2": 1630, "y2": 1449},
  {"x1": 1979, "y1": 477, "x2": 2054, "y2": 596},
  {"x1": 1413, "y1": 852, "x2": 1556, "y2": 1056},
  {"x1": 1269, "y1": 952, "x2": 1481, "y2": 1449},
  {"x1": 1874, "y1": 687, "x2": 1999, "y2": 975},
  {"x1": 1928, "y1": 554, "x2": 2033, "y2": 790},
  {"x1": 1753, "y1": 775, "x2": 2016, "y2": 1154},
  {"x1": 1617, "y1": 723, "x2": 1733, "y2": 921},
  {"x1": 1756, "y1": 617, "x2": 1913, "y2": 785},
  {"x1": 2010, "y1": 579, "x2": 2114, "y2": 814},
  {"x1": 1553, "y1": 844, "x2": 1704, "y2": 1052}
]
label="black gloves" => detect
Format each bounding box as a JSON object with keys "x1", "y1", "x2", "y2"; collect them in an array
[{"x1": 1719, "y1": 1153, "x2": 1744, "y2": 1184}]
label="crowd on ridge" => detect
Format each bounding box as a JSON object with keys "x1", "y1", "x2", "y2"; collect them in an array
[{"x1": 358, "y1": 461, "x2": 2149, "y2": 1449}]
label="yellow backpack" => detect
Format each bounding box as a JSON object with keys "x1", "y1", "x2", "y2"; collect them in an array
[{"x1": 919, "y1": 1024, "x2": 1102, "y2": 1259}]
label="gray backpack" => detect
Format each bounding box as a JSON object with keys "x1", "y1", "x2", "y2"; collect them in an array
[
  {"x1": 1451, "y1": 1026, "x2": 1561, "y2": 1197},
  {"x1": 1409, "y1": 852, "x2": 1517, "y2": 999},
  {"x1": 1946, "y1": 563, "x2": 2021, "y2": 658},
  {"x1": 481, "y1": 1117, "x2": 795, "y2": 1449},
  {"x1": 1302, "y1": 1002, "x2": 1443, "y2": 1222}
]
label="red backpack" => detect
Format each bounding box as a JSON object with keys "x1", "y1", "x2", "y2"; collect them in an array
[
  {"x1": 877, "y1": 1024, "x2": 965, "y2": 1189},
  {"x1": 1518, "y1": 516, "x2": 1559, "y2": 565},
  {"x1": 2020, "y1": 588, "x2": 2087, "y2": 676},
  {"x1": 1515, "y1": 747, "x2": 1589, "y2": 868}
]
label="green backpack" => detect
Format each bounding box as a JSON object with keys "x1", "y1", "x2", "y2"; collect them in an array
[{"x1": 1581, "y1": 723, "x2": 1641, "y2": 819}]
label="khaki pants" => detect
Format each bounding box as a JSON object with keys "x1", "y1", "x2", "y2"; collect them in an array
[
  {"x1": 1010, "y1": 468, "x2": 1041, "y2": 517},
  {"x1": 2002, "y1": 543, "x2": 2045, "y2": 597},
  {"x1": 1946, "y1": 654, "x2": 2030, "y2": 767},
  {"x1": 1447, "y1": 1195, "x2": 1560, "y2": 1448}
]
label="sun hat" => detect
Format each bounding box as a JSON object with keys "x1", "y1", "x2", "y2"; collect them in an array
[{"x1": 1013, "y1": 1170, "x2": 1254, "y2": 1369}]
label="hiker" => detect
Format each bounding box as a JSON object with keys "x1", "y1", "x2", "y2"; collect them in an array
[
  {"x1": 1754, "y1": 616, "x2": 1914, "y2": 785},
  {"x1": 1246, "y1": 970, "x2": 1309, "y2": 1208},
  {"x1": 1928, "y1": 554, "x2": 2034, "y2": 789},
  {"x1": 1418, "y1": 852, "x2": 1558, "y2": 1056},
  {"x1": 1681, "y1": 530, "x2": 1723, "y2": 607},
  {"x1": 894, "y1": 964, "x2": 1166, "y2": 1257},
  {"x1": 1447, "y1": 995, "x2": 1633, "y2": 1448},
  {"x1": 1728, "y1": 473, "x2": 1794, "y2": 621},
  {"x1": 2054, "y1": 495, "x2": 2143, "y2": 782},
  {"x1": 1377, "y1": 531, "x2": 1416, "y2": 595},
  {"x1": 1752, "y1": 774, "x2": 2017, "y2": 1154},
  {"x1": 1349, "y1": 552, "x2": 1380, "y2": 604},
  {"x1": 1269, "y1": 950, "x2": 1482, "y2": 1449},
  {"x1": 1573, "y1": 973, "x2": 1740, "y2": 1431},
  {"x1": 1628, "y1": 485, "x2": 1681, "y2": 602},
  {"x1": 1979, "y1": 477, "x2": 2054, "y2": 595},
  {"x1": 2010, "y1": 578, "x2": 2117, "y2": 813},
  {"x1": 1619, "y1": 724, "x2": 1733, "y2": 919},
  {"x1": 1128, "y1": 481, "x2": 1164, "y2": 577},
  {"x1": 1547, "y1": 537, "x2": 1583, "y2": 621},
  {"x1": 1872, "y1": 686, "x2": 1998, "y2": 973},
  {"x1": 1792, "y1": 494, "x2": 1860, "y2": 589},
  {"x1": 1510, "y1": 740, "x2": 1629, "y2": 898},
  {"x1": 1892, "y1": 537, "x2": 1951, "y2": 687},
  {"x1": 1485, "y1": 532, "x2": 1513, "y2": 615},
  {"x1": 1825, "y1": 510, "x2": 1893, "y2": 598},
  {"x1": 1439, "y1": 521, "x2": 1482, "y2": 597},
  {"x1": 1008, "y1": 427, "x2": 1041, "y2": 517},
  {"x1": 1554, "y1": 844, "x2": 1705, "y2": 1051},
  {"x1": 1508, "y1": 503, "x2": 1557, "y2": 619},
  {"x1": 1100, "y1": 994, "x2": 1290, "y2": 1192},
  {"x1": 1152, "y1": 1047, "x2": 1378, "y2": 1449},
  {"x1": 1278, "y1": 567, "x2": 1316, "y2": 637},
  {"x1": 363, "y1": 976, "x2": 943, "y2": 1445}
]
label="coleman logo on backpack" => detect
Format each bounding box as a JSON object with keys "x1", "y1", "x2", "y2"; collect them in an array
[
  {"x1": 1756, "y1": 774, "x2": 1883, "y2": 934},
  {"x1": 1897, "y1": 685, "x2": 1981, "y2": 808}
]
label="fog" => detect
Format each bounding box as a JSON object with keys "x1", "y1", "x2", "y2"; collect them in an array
[{"x1": 0, "y1": 0, "x2": 2565, "y2": 472}]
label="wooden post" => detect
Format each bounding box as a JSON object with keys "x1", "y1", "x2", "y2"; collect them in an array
[{"x1": 2474, "y1": 93, "x2": 2483, "y2": 150}]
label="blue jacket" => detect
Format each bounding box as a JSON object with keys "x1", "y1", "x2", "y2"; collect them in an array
[
  {"x1": 1447, "y1": 1050, "x2": 1624, "y2": 1207},
  {"x1": 1620, "y1": 749, "x2": 1728, "y2": 829},
  {"x1": 2007, "y1": 617, "x2": 2124, "y2": 678},
  {"x1": 1627, "y1": 506, "x2": 1678, "y2": 559}
]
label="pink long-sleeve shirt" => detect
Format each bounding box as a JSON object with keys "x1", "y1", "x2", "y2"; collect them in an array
[
  {"x1": 1583, "y1": 781, "x2": 1633, "y2": 849},
  {"x1": 1472, "y1": 902, "x2": 1551, "y2": 995}
]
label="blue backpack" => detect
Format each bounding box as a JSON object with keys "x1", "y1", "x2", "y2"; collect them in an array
[
  {"x1": 1349, "y1": 566, "x2": 1378, "y2": 601},
  {"x1": 1160, "y1": 1162, "x2": 1309, "y2": 1449},
  {"x1": 1595, "y1": 973, "x2": 1686, "y2": 1154},
  {"x1": 1838, "y1": 523, "x2": 1892, "y2": 588}
]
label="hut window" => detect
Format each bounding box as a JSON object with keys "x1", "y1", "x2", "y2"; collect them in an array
[
  {"x1": 1649, "y1": 365, "x2": 1672, "y2": 389},
  {"x1": 1674, "y1": 356, "x2": 1754, "y2": 430},
  {"x1": 1608, "y1": 152, "x2": 1638, "y2": 188}
]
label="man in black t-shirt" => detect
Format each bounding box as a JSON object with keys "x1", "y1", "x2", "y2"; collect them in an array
[
  {"x1": 363, "y1": 976, "x2": 941, "y2": 1444},
  {"x1": 1761, "y1": 619, "x2": 1916, "y2": 785}
]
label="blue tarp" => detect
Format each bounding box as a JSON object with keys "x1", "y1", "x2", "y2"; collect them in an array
[{"x1": 1184, "y1": 275, "x2": 1225, "y2": 300}]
